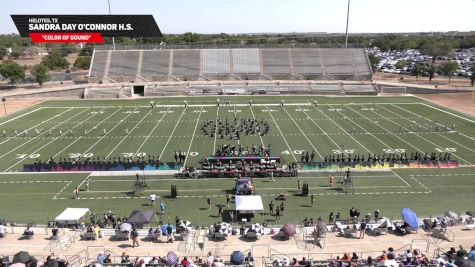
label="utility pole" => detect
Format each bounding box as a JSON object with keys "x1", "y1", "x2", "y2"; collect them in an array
[
  {"x1": 345, "y1": 0, "x2": 351, "y2": 48},
  {"x1": 108, "y1": 0, "x2": 116, "y2": 50}
]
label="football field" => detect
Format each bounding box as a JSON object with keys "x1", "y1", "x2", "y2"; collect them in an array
[{"x1": 0, "y1": 95, "x2": 474, "y2": 224}]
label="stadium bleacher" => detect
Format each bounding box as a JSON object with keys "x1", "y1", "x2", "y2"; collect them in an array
[{"x1": 89, "y1": 48, "x2": 373, "y2": 83}]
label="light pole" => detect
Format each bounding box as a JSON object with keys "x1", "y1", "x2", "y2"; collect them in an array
[
  {"x1": 107, "y1": 0, "x2": 116, "y2": 50},
  {"x1": 345, "y1": 0, "x2": 351, "y2": 49}
]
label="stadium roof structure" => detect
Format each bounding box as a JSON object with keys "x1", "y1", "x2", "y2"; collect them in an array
[{"x1": 88, "y1": 48, "x2": 372, "y2": 83}]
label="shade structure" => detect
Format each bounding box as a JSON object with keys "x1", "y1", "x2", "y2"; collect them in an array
[
  {"x1": 235, "y1": 195, "x2": 264, "y2": 212},
  {"x1": 178, "y1": 220, "x2": 191, "y2": 229},
  {"x1": 247, "y1": 223, "x2": 265, "y2": 236},
  {"x1": 230, "y1": 251, "x2": 245, "y2": 265},
  {"x1": 218, "y1": 222, "x2": 233, "y2": 236},
  {"x1": 54, "y1": 208, "x2": 90, "y2": 223},
  {"x1": 119, "y1": 223, "x2": 132, "y2": 232},
  {"x1": 161, "y1": 224, "x2": 175, "y2": 235},
  {"x1": 126, "y1": 210, "x2": 155, "y2": 225},
  {"x1": 377, "y1": 218, "x2": 394, "y2": 228},
  {"x1": 166, "y1": 251, "x2": 178, "y2": 266},
  {"x1": 282, "y1": 224, "x2": 296, "y2": 237},
  {"x1": 444, "y1": 211, "x2": 459, "y2": 221},
  {"x1": 401, "y1": 208, "x2": 419, "y2": 229}
]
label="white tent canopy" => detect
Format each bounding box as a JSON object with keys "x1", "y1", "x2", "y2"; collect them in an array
[
  {"x1": 55, "y1": 208, "x2": 90, "y2": 223},
  {"x1": 235, "y1": 195, "x2": 264, "y2": 212}
]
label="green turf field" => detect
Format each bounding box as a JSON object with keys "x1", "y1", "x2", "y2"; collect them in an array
[{"x1": 0, "y1": 95, "x2": 474, "y2": 225}]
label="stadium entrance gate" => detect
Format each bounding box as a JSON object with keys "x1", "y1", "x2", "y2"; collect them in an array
[{"x1": 133, "y1": 85, "x2": 145, "y2": 96}]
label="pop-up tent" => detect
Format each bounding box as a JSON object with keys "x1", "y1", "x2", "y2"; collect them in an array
[
  {"x1": 126, "y1": 210, "x2": 157, "y2": 227},
  {"x1": 54, "y1": 208, "x2": 90, "y2": 223},
  {"x1": 235, "y1": 195, "x2": 264, "y2": 212}
]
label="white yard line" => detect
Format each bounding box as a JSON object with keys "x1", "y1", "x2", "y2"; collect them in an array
[
  {"x1": 52, "y1": 181, "x2": 72, "y2": 200},
  {"x1": 133, "y1": 106, "x2": 172, "y2": 158},
  {"x1": 265, "y1": 105, "x2": 297, "y2": 161},
  {"x1": 249, "y1": 106, "x2": 265, "y2": 146},
  {"x1": 309, "y1": 103, "x2": 373, "y2": 154},
  {"x1": 409, "y1": 175, "x2": 432, "y2": 193},
  {"x1": 386, "y1": 104, "x2": 475, "y2": 150},
  {"x1": 105, "y1": 108, "x2": 156, "y2": 158},
  {"x1": 4, "y1": 108, "x2": 95, "y2": 171},
  {"x1": 80, "y1": 107, "x2": 140, "y2": 157},
  {"x1": 51, "y1": 108, "x2": 121, "y2": 159},
  {"x1": 0, "y1": 108, "x2": 74, "y2": 146},
  {"x1": 281, "y1": 106, "x2": 324, "y2": 160},
  {"x1": 352, "y1": 104, "x2": 472, "y2": 165},
  {"x1": 212, "y1": 106, "x2": 220, "y2": 153},
  {"x1": 389, "y1": 169, "x2": 411, "y2": 187},
  {"x1": 184, "y1": 106, "x2": 203, "y2": 165},
  {"x1": 0, "y1": 107, "x2": 42, "y2": 126},
  {"x1": 0, "y1": 108, "x2": 85, "y2": 161},
  {"x1": 159, "y1": 107, "x2": 187, "y2": 160},
  {"x1": 328, "y1": 104, "x2": 398, "y2": 154}
]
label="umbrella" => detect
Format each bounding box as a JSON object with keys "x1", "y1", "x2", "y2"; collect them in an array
[
  {"x1": 248, "y1": 223, "x2": 265, "y2": 236},
  {"x1": 444, "y1": 211, "x2": 459, "y2": 221},
  {"x1": 166, "y1": 251, "x2": 178, "y2": 266},
  {"x1": 161, "y1": 224, "x2": 176, "y2": 235},
  {"x1": 218, "y1": 222, "x2": 233, "y2": 237},
  {"x1": 282, "y1": 224, "x2": 296, "y2": 237},
  {"x1": 401, "y1": 208, "x2": 419, "y2": 229},
  {"x1": 179, "y1": 220, "x2": 191, "y2": 229},
  {"x1": 10, "y1": 264, "x2": 26, "y2": 267},
  {"x1": 119, "y1": 223, "x2": 132, "y2": 232},
  {"x1": 230, "y1": 251, "x2": 245, "y2": 265},
  {"x1": 377, "y1": 217, "x2": 394, "y2": 228},
  {"x1": 13, "y1": 251, "x2": 31, "y2": 264}
]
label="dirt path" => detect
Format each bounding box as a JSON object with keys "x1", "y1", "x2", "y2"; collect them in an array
[
  {"x1": 0, "y1": 98, "x2": 44, "y2": 117},
  {"x1": 416, "y1": 92, "x2": 475, "y2": 117}
]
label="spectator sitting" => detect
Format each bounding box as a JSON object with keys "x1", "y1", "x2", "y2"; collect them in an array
[
  {"x1": 468, "y1": 245, "x2": 475, "y2": 262},
  {"x1": 387, "y1": 247, "x2": 395, "y2": 259},
  {"x1": 298, "y1": 257, "x2": 310, "y2": 267},
  {"x1": 104, "y1": 254, "x2": 112, "y2": 264},
  {"x1": 290, "y1": 258, "x2": 298, "y2": 267},
  {"x1": 23, "y1": 226, "x2": 34, "y2": 236},
  {"x1": 245, "y1": 252, "x2": 254, "y2": 267},
  {"x1": 149, "y1": 257, "x2": 159, "y2": 264},
  {"x1": 154, "y1": 227, "x2": 162, "y2": 242},
  {"x1": 147, "y1": 228, "x2": 154, "y2": 240},
  {"x1": 341, "y1": 253, "x2": 350, "y2": 262},
  {"x1": 456, "y1": 245, "x2": 468, "y2": 258},
  {"x1": 351, "y1": 253, "x2": 359, "y2": 262},
  {"x1": 97, "y1": 252, "x2": 105, "y2": 264},
  {"x1": 181, "y1": 256, "x2": 190, "y2": 267}
]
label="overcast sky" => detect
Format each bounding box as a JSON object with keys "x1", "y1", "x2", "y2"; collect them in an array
[{"x1": 2, "y1": 0, "x2": 475, "y2": 34}]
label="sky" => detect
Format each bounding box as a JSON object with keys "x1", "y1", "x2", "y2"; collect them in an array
[{"x1": 1, "y1": 0, "x2": 474, "y2": 34}]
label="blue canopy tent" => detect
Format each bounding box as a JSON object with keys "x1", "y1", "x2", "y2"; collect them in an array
[{"x1": 401, "y1": 208, "x2": 419, "y2": 229}]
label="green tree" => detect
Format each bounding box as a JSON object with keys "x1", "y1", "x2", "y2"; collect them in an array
[
  {"x1": 182, "y1": 32, "x2": 200, "y2": 43},
  {"x1": 0, "y1": 60, "x2": 25, "y2": 86},
  {"x1": 420, "y1": 39, "x2": 453, "y2": 63},
  {"x1": 79, "y1": 44, "x2": 94, "y2": 56},
  {"x1": 32, "y1": 64, "x2": 50, "y2": 86},
  {"x1": 368, "y1": 54, "x2": 380, "y2": 72},
  {"x1": 412, "y1": 63, "x2": 424, "y2": 79},
  {"x1": 426, "y1": 64, "x2": 437, "y2": 84},
  {"x1": 41, "y1": 51, "x2": 69, "y2": 70},
  {"x1": 395, "y1": 60, "x2": 408, "y2": 69},
  {"x1": 74, "y1": 56, "x2": 91, "y2": 70},
  {"x1": 438, "y1": 61, "x2": 459, "y2": 83}
]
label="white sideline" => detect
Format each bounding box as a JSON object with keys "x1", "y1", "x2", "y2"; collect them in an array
[{"x1": 0, "y1": 107, "x2": 42, "y2": 126}]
